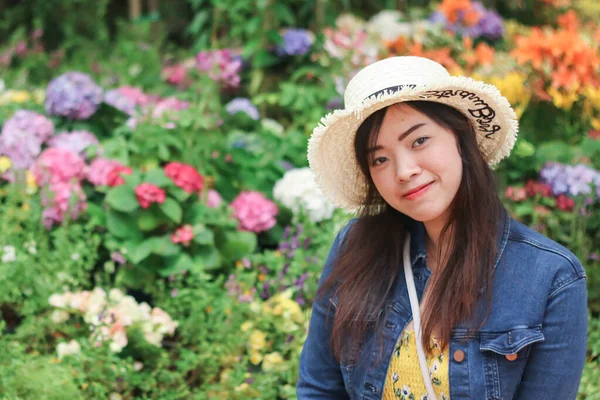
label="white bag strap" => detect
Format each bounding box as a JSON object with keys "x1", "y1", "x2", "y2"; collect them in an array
[{"x1": 403, "y1": 233, "x2": 439, "y2": 400}]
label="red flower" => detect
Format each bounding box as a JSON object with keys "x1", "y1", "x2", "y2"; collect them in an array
[
  {"x1": 589, "y1": 130, "x2": 600, "y2": 140},
  {"x1": 171, "y1": 225, "x2": 194, "y2": 246},
  {"x1": 525, "y1": 180, "x2": 553, "y2": 198},
  {"x1": 164, "y1": 162, "x2": 204, "y2": 193},
  {"x1": 504, "y1": 186, "x2": 527, "y2": 202},
  {"x1": 107, "y1": 166, "x2": 133, "y2": 187},
  {"x1": 135, "y1": 183, "x2": 166, "y2": 209},
  {"x1": 555, "y1": 194, "x2": 575, "y2": 211}
]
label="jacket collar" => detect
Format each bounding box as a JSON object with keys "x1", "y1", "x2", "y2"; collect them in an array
[{"x1": 409, "y1": 207, "x2": 511, "y2": 271}]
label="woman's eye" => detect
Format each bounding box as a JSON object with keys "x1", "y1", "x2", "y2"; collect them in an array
[
  {"x1": 413, "y1": 137, "x2": 429, "y2": 147},
  {"x1": 372, "y1": 157, "x2": 387, "y2": 166}
]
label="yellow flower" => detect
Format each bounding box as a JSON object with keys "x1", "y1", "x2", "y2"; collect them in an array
[
  {"x1": 220, "y1": 368, "x2": 232, "y2": 383},
  {"x1": 235, "y1": 383, "x2": 249, "y2": 392},
  {"x1": 241, "y1": 321, "x2": 253, "y2": 332},
  {"x1": 32, "y1": 89, "x2": 45, "y2": 104},
  {"x1": 8, "y1": 90, "x2": 31, "y2": 103},
  {"x1": 592, "y1": 117, "x2": 600, "y2": 131},
  {"x1": 262, "y1": 352, "x2": 285, "y2": 372},
  {"x1": 248, "y1": 330, "x2": 266, "y2": 351},
  {"x1": 26, "y1": 171, "x2": 38, "y2": 194},
  {"x1": 478, "y1": 72, "x2": 531, "y2": 117},
  {"x1": 548, "y1": 86, "x2": 580, "y2": 111},
  {"x1": 0, "y1": 156, "x2": 11, "y2": 173},
  {"x1": 249, "y1": 350, "x2": 263, "y2": 365}
]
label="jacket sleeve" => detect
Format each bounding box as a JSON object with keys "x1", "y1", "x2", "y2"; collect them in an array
[
  {"x1": 296, "y1": 222, "x2": 354, "y2": 399},
  {"x1": 515, "y1": 274, "x2": 588, "y2": 399}
]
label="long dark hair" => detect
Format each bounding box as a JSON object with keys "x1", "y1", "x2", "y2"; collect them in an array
[{"x1": 317, "y1": 101, "x2": 503, "y2": 364}]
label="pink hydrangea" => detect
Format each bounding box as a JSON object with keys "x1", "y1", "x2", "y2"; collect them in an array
[
  {"x1": 41, "y1": 181, "x2": 87, "y2": 228},
  {"x1": 87, "y1": 158, "x2": 125, "y2": 187},
  {"x1": 46, "y1": 130, "x2": 100, "y2": 158},
  {"x1": 207, "y1": 189, "x2": 223, "y2": 208},
  {"x1": 151, "y1": 97, "x2": 190, "y2": 119},
  {"x1": 162, "y1": 64, "x2": 187, "y2": 86},
  {"x1": 0, "y1": 110, "x2": 54, "y2": 170},
  {"x1": 164, "y1": 162, "x2": 204, "y2": 193},
  {"x1": 196, "y1": 49, "x2": 242, "y2": 89},
  {"x1": 170, "y1": 225, "x2": 194, "y2": 246},
  {"x1": 230, "y1": 191, "x2": 278, "y2": 233},
  {"x1": 135, "y1": 183, "x2": 166, "y2": 209},
  {"x1": 32, "y1": 147, "x2": 86, "y2": 185},
  {"x1": 107, "y1": 165, "x2": 133, "y2": 187}
]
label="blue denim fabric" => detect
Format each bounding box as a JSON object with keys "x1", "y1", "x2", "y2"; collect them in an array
[{"x1": 297, "y1": 210, "x2": 588, "y2": 399}]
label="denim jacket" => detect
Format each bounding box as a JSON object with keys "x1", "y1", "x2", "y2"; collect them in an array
[{"x1": 297, "y1": 210, "x2": 588, "y2": 399}]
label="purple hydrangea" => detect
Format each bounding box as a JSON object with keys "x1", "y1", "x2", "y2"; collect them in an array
[
  {"x1": 276, "y1": 29, "x2": 313, "y2": 56},
  {"x1": 103, "y1": 88, "x2": 137, "y2": 116},
  {"x1": 225, "y1": 98, "x2": 260, "y2": 120},
  {"x1": 0, "y1": 110, "x2": 54, "y2": 169},
  {"x1": 196, "y1": 49, "x2": 242, "y2": 89},
  {"x1": 540, "y1": 162, "x2": 600, "y2": 197},
  {"x1": 45, "y1": 72, "x2": 104, "y2": 120},
  {"x1": 47, "y1": 130, "x2": 100, "y2": 158}
]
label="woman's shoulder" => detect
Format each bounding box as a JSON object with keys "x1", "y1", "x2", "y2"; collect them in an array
[{"x1": 504, "y1": 217, "x2": 587, "y2": 289}]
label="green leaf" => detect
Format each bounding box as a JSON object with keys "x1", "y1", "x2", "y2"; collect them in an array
[
  {"x1": 159, "y1": 198, "x2": 182, "y2": 223},
  {"x1": 128, "y1": 239, "x2": 157, "y2": 264},
  {"x1": 123, "y1": 170, "x2": 142, "y2": 187},
  {"x1": 159, "y1": 253, "x2": 193, "y2": 277},
  {"x1": 171, "y1": 186, "x2": 191, "y2": 202},
  {"x1": 138, "y1": 210, "x2": 161, "y2": 231},
  {"x1": 144, "y1": 168, "x2": 172, "y2": 187},
  {"x1": 107, "y1": 210, "x2": 142, "y2": 240},
  {"x1": 106, "y1": 185, "x2": 139, "y2": 213},
  {"x1": 218, "y1": 230, "x2": 257, "y2": 262},
  {"x1": 192, "y1": 224, "x2": 214, "y2": 245},
  {"x1": 196, "y1": 246, "x2": 221, "y2": 270},
  {"x1": 152, "y1": 235, "x2": 181, "y2": 256},
  {"x1": 85, "y1": 202, "x2": 106, "y2": 227}
]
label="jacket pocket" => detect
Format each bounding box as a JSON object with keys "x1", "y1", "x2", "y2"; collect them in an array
[{"x1": 479, "y1": 326, "x2": 545, "y2": 400}]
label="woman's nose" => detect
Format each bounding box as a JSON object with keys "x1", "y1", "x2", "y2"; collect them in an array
[{"x1": 395, "y1": 156, "x2": 421, "y2": 182}]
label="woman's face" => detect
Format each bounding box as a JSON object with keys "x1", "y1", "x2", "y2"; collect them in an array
[{"x1": 367, "y1": 103, "x2": 463, "y2": 227}]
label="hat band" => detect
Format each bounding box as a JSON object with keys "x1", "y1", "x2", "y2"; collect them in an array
[{"x1": 364, "y1": 84, "x2": 417, "y2": 100}]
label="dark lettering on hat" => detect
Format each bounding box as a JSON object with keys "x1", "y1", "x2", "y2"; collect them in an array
[
  {"x1": 365, "y1": 84, "x2": 417, "y2": 100},
  {"x1": 420, "y1": 89, "x2": 500, "y2": 139}
]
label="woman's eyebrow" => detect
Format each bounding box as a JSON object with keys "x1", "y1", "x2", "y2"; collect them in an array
[{"x1": 366, "y1": 123, "x2": 427, "y2": 154}]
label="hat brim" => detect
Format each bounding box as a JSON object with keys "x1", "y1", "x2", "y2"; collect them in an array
[{"x1": 307, "y1": 76, "x2": 519, "y2": 211}]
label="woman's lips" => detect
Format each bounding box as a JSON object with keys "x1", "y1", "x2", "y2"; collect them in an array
[{"x1": 402, "y1": 182, "x2": 434, "y2": 200}]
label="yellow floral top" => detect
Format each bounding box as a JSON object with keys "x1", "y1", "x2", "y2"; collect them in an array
[{"x1": 383, "y1": 329, "x2": 450, "y2": 400}]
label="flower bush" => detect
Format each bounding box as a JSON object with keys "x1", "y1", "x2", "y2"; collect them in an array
[
  {"x1": 0, "y1": 1, "x2": 599, "y2": 398},
  {"x1": 45, "y1": 72, "x2": 103, "y2": 120},
  {"x1": 273, "y1": 167, "x2": 335, "y2": 223}
]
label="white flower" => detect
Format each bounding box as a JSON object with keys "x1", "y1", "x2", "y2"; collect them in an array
[
  {"x1": 49, "y1": 292, "x2": 70, "y2": 308},
  {"x1": 401, "y1": 385, "x2": 411, "y2": 396},
  {"x1": 71, "y1": 253, "x2": 80, "y2": 261},
  {"x1": 51, "y1": 310, "x2": 70, "y2": 323},
  {"x1": 133, "y1": 361, "x2": 144, "y2": 371},
  {"x1": 24, "y1": 240, "x2": 37, "y2": 255},
  {"x1": 109, "y1": 394, "x2": 122, "y2": 400},
  {"x1": 57, "y1": 340, "x2": 81, "y2": 358},
  {"x1": 261, "y1": 118, "x2": 284, "y2": 136},
  {"x1": 109, "y1": 288, "x2": 125, "y2": 303},
  {"x1": 0, "y1": 79, "x2": 5, "y2": 93},
  {"x1": 367, "y1": 10, "x2": 407, "y2": 41},
  {"x1": 273, "y1": 167, "x2": 336, "y2": 222},
  {"x1": 2, "y1": 245, "x2": 16, "y2": 263}
]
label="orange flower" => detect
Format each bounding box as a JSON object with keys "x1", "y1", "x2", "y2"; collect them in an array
[
  {"x1": 462, "y1": 37, "x2": 495, "y2": 69},
  {"x1": 408, "y1": 42, "x2": 460, "y2": 71},
  {"x1": 557, "y1": 10, "x2": 579, "y2": 31},
  {"x1": 438, "y1": 0, "x2": 479, "y2": 24}
]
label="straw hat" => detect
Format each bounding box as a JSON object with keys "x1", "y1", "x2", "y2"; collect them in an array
[{"x1": 307, "y1": 56, "x2": 519, "y2": 211}]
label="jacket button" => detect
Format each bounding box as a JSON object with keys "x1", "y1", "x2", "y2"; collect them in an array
[
  {"x1": 453, "y1": 350, "x2": 465, "y2": 363},
  {"x1": 505, "y1": 353, "x2": 518, "y2": 361}
]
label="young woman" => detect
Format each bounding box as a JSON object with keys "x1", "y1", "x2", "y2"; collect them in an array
[{"x1": 297, "y1": 56, "x2": 588, "y2": 399}]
